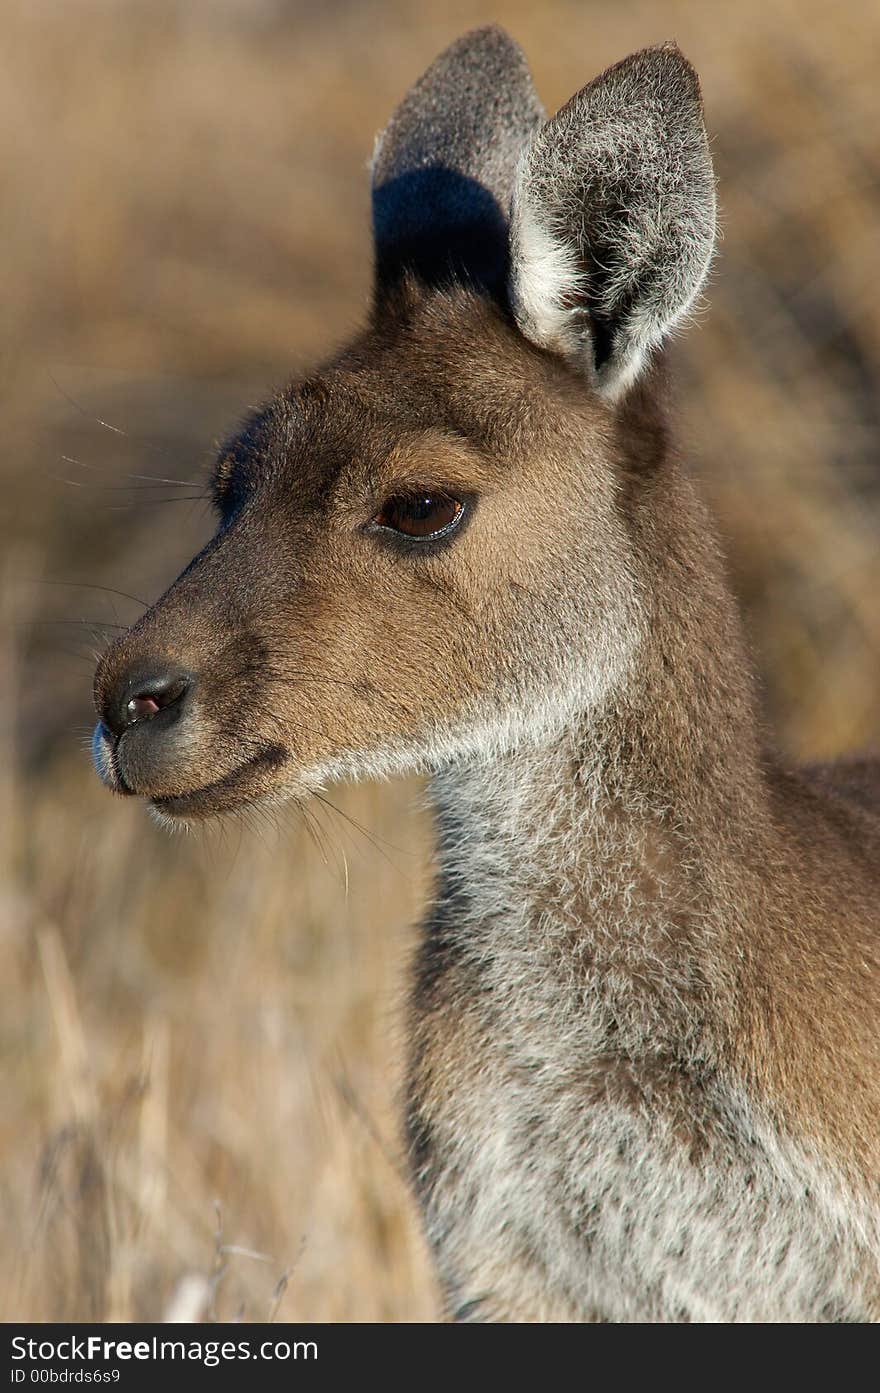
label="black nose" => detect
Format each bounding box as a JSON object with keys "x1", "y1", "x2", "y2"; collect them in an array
[{"x1": 100, "y1": 663, "x2": 193, "y2": 738}]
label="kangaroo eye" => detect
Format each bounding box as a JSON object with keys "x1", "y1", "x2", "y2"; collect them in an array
[{"x1": 373, "y1": 492, "x2": 464, "y2": 540}]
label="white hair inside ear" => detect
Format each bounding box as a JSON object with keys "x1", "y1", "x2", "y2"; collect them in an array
[{"x1": 508, "y1": 44, "x2": 716, "y2": 402}]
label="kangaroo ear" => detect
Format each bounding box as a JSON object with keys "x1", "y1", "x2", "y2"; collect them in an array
[
  {"x1": 372, "y1": 26, "x2": 544, "y2": 296},
  {"x1": 509, "y1": 45, "x2": 716, "y2": 400}
]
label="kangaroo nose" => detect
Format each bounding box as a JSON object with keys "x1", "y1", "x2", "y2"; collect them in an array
[{"x1": 101, "y1": 663, "x2": 193, "y2": 738}]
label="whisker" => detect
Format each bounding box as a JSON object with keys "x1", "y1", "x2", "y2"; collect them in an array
[
  {"x1": 296, "y1": 798, "x2": 334, "y2": 869},
  {"x1": 53, "y1": 474, "x2": 207, "y2": 496},
  {"x1": 235, "y1": 802, "x2": 274, "y2": 855},
  {"x1": 97, "y1": 497, "x2": 208, "y2": 511},
  {"x1": 47, "y1": 373, "x2": 178, "y2": 459},
  {"x1": 306, "y1": 796, "x2": 351, "y2": 888},
  {"x1": 19, "y1": 618, "x2": 126, "y2": 630},
  {"x1": 37, "y1": 581, "x2": 150, "y2": 609},
  {"x1": 312, "y1": 791, "x2": 408, "y2": 869},
  {"x1": 60, "y1": 455, "x2": 203, "y2": 488},
  {"x1": 51, "y1": 647, "x2": 100, "y2": 668}
]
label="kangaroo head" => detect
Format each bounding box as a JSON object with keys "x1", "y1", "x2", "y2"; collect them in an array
[{"x1": 93, "y1": 27, "x2": 715, "y2": 821}]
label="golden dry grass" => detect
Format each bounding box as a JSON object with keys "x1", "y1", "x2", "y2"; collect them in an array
[{"x1": 1, "y1": 0, "x2": 879, "y2": 1321}]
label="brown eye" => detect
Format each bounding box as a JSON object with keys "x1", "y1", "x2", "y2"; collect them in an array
[{"x1": 373, "y1": 491, "x2": 464, "y2": 540}]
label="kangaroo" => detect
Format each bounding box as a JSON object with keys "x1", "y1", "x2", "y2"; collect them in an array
[{"x1": 92, "y1": 28, "x2": 880, "y2": 1321}]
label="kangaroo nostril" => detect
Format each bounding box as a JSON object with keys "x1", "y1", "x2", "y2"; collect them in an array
[
  {"x1": 98, "y1": 659, "x2": 195, "y2": 738},
  {"x1": 127, "y1": 694, "x2": 161, "y2": 721},
  {"x1": 122, "y1": 672, "x2": 192, "y2": 727}
]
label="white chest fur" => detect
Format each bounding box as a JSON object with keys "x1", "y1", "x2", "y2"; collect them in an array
[{"x1": 409, "y1": 760, "x2": 878, "y2": 1322}]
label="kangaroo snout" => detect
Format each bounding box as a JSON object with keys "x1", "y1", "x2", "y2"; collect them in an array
[
  {"x1": 93, "y1": 640, "x2": 199, "y2": 797},
  {"x1": 91, "y1": 539, "x2": 296, "y2": 817},
  {"x1": 93, "y1": 621, "x2": 291, "y2": 817}
]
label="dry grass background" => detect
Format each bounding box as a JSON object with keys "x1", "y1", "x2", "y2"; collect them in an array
[{"x1": 1, "y1": 0, "x2": 879, "y2": 1322}]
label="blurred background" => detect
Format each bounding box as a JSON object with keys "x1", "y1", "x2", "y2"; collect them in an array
[{"x1": 1, "y1": 0, "x2": 879, "y2": 1321}]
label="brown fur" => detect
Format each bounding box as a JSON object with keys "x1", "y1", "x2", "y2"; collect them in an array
[{"x1": 92, "y1": 37, "x2": 880, "y2": 1320}]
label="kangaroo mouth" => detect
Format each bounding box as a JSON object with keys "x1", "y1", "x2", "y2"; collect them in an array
[{"x1": 147, "y1": 744, "x2": 291, "y2": 820}]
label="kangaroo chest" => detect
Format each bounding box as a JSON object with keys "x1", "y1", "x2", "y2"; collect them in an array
[{"x1": 406, "y1": 900, "x2": 876, "y2": 1323}]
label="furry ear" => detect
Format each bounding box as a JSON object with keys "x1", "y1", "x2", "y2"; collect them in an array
[
  {"x1": 372, "y1": 26, "x2": 544, "y2": 296},
  {"x1": 509, "y1": 44, "x2": 716, "y2": 400}
]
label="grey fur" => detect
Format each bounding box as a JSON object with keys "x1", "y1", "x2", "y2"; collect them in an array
[{"x1": 509, "y1": 45, "x2": 717, "y2": 396}]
